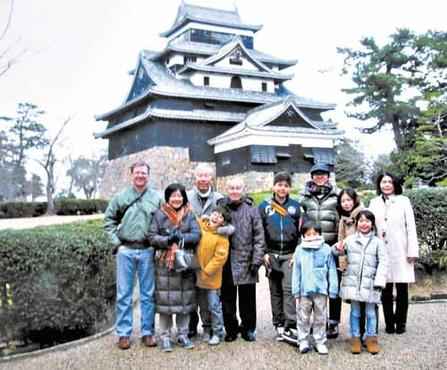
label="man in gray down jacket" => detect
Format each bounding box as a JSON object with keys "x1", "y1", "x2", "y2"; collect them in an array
[
  {"x1": 220, "y1": 177, "x2": 266, "y2": 342},
  {"x1": 300, "y1": 163, "x2": 341, "y2": 339}
]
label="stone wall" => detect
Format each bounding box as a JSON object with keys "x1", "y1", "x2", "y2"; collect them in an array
[
  {"x1": 215, "y1": 171, "x2": 312, "y2": 193},
  {"x1": 100, "y1": 147, "x2": 335, "y2": 198},
  {"x1": 100, "y1": 147, "x2": 215, "y2": 199}
]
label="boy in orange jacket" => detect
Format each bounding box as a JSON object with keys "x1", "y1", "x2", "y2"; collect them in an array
[{"x1": 196, "y1": 206, "x2": 232, "y2": 345}]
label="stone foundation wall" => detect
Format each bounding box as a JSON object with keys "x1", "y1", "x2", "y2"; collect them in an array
[
  {"x1": 100, "y1": 147, "x2": 215, "y2": 199},
  {"x1": 101, "y1": 147, "x2": 336, "y2": 198},
  {"x1": 215, "y1": 171, "x2": 312, "y2": 193}
]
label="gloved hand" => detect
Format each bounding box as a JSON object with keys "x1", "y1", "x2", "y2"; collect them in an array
[
  {"x1": 173, "y1": 229, "x2": 184, "y2": 241},
  {"x1": 249, "y1": 263, "x2": 261, "y2": 276},
  {"x1": 167, "y1": 230, "x2": 180, "y2": 245}
]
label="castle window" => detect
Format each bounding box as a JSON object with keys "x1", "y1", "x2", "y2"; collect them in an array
[
  {"x1": 204, "y1": 76, "x2": 210, "y2": 86},
  {"x1": 230, "y1": 49, "x2": 243, "y2": 66},
  {"x1": 262, "y1": 82, "x2": 267, "y2": 92},
  {"x1": 183, "y1": 55, "x2": 197, "y2": 64},
  {"x1": 230, "y1": 76, "x2": 242, "y2": 89}
]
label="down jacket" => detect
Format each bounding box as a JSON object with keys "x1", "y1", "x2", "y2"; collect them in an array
[
  {"x1": 220, "y1": 197, "x2": 266, "y2": 285},
  {"x1": 334, "y1": 233, "x2": 388, "y2": 304},
  {"x1": 301, "y1": 182, "x2": 339, "y2": 246},
  {"x1": 147, "y1": 209, "x2": 201, "y2": 315}
]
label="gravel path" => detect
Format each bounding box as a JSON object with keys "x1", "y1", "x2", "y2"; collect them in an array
[
  {"x1": 0, "y1": 214, "x2": 103, "y2": 230},
  {"x1": 3, "y1": 273, "x2": 447, "y2": 370}
]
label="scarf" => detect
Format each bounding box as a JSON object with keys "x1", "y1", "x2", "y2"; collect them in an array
[
  {"x1": 271, "y1": 198, "x2": 288, "y2": 217},
  {"x1": 305, "y1": 180, "x2": 332, "y2": 197},
  {"x1": 158, "y1": 203, "x2": 189, "y2": 270},
  {"x1": 301, "y1": 235, "x2": 325, "y2": 249}
]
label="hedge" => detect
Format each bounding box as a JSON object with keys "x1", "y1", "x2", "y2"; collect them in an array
[
  {"x1": 0, "y1": 220, "x2": 115, "y2": 347},
  {"x1": 0, "y1": 199, "x2": 109, "y2": 219}
]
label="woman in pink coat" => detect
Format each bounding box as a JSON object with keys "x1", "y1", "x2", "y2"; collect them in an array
[{"x1": 368, "y1": 172, "x2": 419, "y2": 334}]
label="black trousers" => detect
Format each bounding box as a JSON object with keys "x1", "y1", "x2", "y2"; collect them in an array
[
  {"x1": 381, "y1": 282, "x2": 409, "y2": 330},
  {"x1": 329, "y1": 267, "x2": 342, "y2": 323},
  {"x1": 221, "y1": 262, "x2": 257, "y2": 335}
]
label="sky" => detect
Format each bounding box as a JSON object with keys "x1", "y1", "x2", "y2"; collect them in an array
[{"x1": 1, "y1": 0, "x2": 446, "y2": 183}]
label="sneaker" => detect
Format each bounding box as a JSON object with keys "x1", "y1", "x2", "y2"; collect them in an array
[
  {"x1": 275, "y1": 326, "x2": 285, "y2": 342},
  {"x1": 241, "y1": 330, "x2": 256, "y2": 342},
  {"x1": 177, "y1": 336, "x2": 194, "y2": 349},
  {"x1": 299, "y1": 340, "x2": 310, "y2": 354},
  {"x1": 315, "y1": 343, "x2": 329, "y2": 355},
  {"x1": 202, "y1": 331, "x2": 211, "y2": 342},
  {"x1": 160, "y1": 337, "x2": 173, "y2": 353},
  {"x1": 327, "y1": 323, "x2": 339, "y2": 339},
  {"x1": 224, "y1": 332, "x2": 238, "y2": 342},
  {"x1": 282, "y1": 328, "x2": 298, "y2": 345},
  {"x1": 208, "y1": 334, "x2": 220, "y2": 346}
]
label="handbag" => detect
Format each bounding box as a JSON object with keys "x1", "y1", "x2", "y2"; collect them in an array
[{"x1": 174, "y1": 239, "x2": 199, "y2": 272}]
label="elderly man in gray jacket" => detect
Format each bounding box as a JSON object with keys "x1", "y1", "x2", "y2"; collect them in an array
[{"x1": 186, "y1": 163, "x2": 224, "y2": 339}]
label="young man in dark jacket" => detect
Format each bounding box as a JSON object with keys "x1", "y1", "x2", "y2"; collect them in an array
[
  {"x1": 259, "y1": 172, "x2": 301, "y2": 341},
  {"x1": 300, "y1": 162, "x2": 341, "y2": 339}
]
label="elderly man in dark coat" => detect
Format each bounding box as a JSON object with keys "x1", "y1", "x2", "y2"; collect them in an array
[{"x1": 220, "y1": 177, "x2": 266, "y2": 342}]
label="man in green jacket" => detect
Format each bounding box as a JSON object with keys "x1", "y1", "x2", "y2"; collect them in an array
[{"x1": 104, "y1": 161, "x2": 162, "y2": 350}]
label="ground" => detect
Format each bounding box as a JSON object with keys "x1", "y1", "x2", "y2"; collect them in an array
[{"x1": 1, "y1": 216, "x2": 446, "y2": 369}]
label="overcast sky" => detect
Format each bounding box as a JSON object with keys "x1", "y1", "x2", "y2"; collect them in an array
[{"x1": 1, "y1": 0, "x2": 446, "y2": 163}]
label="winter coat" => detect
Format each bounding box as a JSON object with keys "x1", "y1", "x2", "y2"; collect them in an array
[
  {"x1": 368, "y1": 195, "x2": 419, "y2": 283},
  {"x1": 259, "y1": 195, "x2": 301, "y2": 255},
  {"x1": 291, "y1": 238, "x2": 338, "y2": 299},
  {"x1": 104, "y1": 186, "x2": 162, "y2": 248},
  {"x1": 220, "y1": 197, "x2": 266, "y2": 285},
  {"x1": 195, "y1": 218, "x2": 230, "y2": 290},
  {"x1": 333, "y1": 233, "x2": 388, "y2": 304},
  {"x1": 337, "y1": 205, "x2": 363, "y2": 242},
  {"x1": 187, "y1": 187, "x2": 224, "y2": 217},
  {"x1": 300, "y1": 182, "x2": 339, "y2": 245},
  {"x1": 147, "y1": 209, "x2": 201, "y2": 314}
]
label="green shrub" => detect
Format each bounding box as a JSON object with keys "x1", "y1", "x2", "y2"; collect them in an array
[
  {"x1": 0, "y1": 220, "x2": 115, "y2": 346},
  {"x1": 0, "y1": 199, "x2": 109, "y2": 219},
  {"x1": 406, "y1": 188, "x2": 447, "y2": 252},
  {"x1": 0, "y1": 201, "x2": 47, "y2": 218}
]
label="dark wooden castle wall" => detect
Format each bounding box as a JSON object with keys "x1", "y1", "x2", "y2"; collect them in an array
[
  {"x1": 108, "y1": 118, "x2": 231, "y2": 161},
  {"x1": 215, "y1": 145, "x2": 312, "y2": 177}
]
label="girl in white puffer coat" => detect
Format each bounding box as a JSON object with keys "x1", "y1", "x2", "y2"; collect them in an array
[{"x1": 333, "y1": 210, "x2": 388, "y2": 355}]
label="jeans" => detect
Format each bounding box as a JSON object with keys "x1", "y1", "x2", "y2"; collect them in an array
[
  {"x1": 296, "y1": 294, "x2": 327, "y2": 345},
  {"x1": 350, "y1": 301, "x2": 377, "y2": 338},
  {"x1": 267, "y1": 253, "x2": 296, "y2": 329},
  {"x1": 197, "y1": 288, "x2": 224, "y2": 336},
  {"x1": 115, "y1": 246, "x2": 155, "y2": 337},
  {"x1": 159, "y1": 313, "x2": 189, "y2": 340}
]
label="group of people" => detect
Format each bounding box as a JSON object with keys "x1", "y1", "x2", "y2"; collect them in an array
[{"x1": 103, "y1": 160, "x2": 419, "y2": 356}]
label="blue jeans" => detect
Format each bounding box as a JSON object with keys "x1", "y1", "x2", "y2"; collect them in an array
[
  {"x1": 197, "y1": 288, "x2": 224, "y2": 336},
  {"x1": 116, "y1": 247, "x2": 155, "y2": 337},
  {"x1": 350, "y1": 301, "x2": 377, "y2": 337}
]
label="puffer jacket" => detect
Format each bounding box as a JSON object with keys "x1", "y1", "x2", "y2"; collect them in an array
[
  {"x1": 334, "y1": 233, "x2": 388, "y2": 304},
  {"x1": 291, "y1": 238, "x2": 338, "y2": 299},
  {"x1": 259, "y1": 195, "x2": 301, "y2": 255},
  {"x1": 196, "y1": 218, "x2": 230, "y2": 289},
  {"x1": 300, "y1": 181, "x2": 339, "y2": 245},
  {"x1": 220, "y1": 197, "x2": 266, "y2": 285},
  {"x1": 147, "y1": 209, "x2": 201, "y2": 314}
]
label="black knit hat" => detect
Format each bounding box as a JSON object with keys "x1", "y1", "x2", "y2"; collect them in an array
[{"x1": 212, "y1": 205, "x2": 231, "y2": 224}]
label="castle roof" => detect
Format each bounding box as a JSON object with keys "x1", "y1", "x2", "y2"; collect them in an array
[{"x1": 160, "y1": 2, "x2": 262, "y2": 37}]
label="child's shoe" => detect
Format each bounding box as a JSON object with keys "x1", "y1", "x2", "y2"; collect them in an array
[
  {"x1": 177, "y1": 335, "x2": 194, "y2": 349},
  {"x1": 299, "y1": 340, "x2": 310, "y2": 354},
  {"x1": 351, "y1": 337, "x2": 362, "y2": 354},
  {"x1": 315, "y1": 343, "x2": 328, "y2": 355},
  {"x1": 365, "y1": 336, "x2": 380, "y2": 355},
  {"x1": 208, "y1": 334, "x2": 220, "y2": 346},
  {"x1": 275, "y1": 326, "x2": 284, "y2": 341}
]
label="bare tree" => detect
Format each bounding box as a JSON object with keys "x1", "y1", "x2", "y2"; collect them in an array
[
  {"x1": 37, "y1": 117, "x2": 71, "y2": 215},
  {"x1": 0, "y1": 0, "x2": 27, "y2": 78}
]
